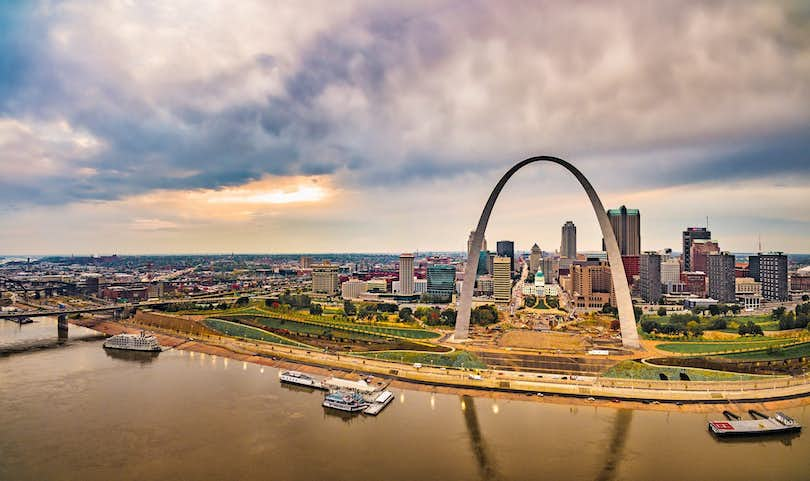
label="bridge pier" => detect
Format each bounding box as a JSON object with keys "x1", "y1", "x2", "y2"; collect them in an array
[{"x1": 57, "y1": 314, "x2": 68, "y2": 340}]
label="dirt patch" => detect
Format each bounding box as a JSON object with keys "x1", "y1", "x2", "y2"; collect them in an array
[{"x1": 498, "y1": 330, "x2": 588, "y2": 351}]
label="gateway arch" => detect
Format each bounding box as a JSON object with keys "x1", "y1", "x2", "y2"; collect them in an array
[{"x1": 454, "y1": 156, "x2": 641, "y2": 349}]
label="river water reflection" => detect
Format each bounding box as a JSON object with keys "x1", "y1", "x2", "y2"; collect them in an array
[{"x1": 0, "y1": 325, "x2": 807, "y2": 481}]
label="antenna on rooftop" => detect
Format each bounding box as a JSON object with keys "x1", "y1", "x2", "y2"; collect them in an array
[
  {"x1": 706, "y1": 216, "x2": 709, "y2": 230},
  {"x1": 758, "y1": 234, "x2": 762, "y2": 254}
]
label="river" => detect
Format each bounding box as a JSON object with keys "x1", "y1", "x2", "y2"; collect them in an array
[{"x1": 1, "y1": 318, "x2": 808, "y2": 481}]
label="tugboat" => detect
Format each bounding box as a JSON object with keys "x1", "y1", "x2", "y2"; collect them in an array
[
  {"x1": 708, "y1": 410, "x2": 801, "y2": 437},
  {"x1": 103, "y1": 330, "x2": 161, "y2": 352},
  {"x1": 322, "y1": 390, "x2": 369, "y2": 412}
]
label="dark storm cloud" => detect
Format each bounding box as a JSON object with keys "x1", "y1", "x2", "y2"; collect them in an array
[{"x1": 1, "y1": 0, "x2": 809, "y2": 206}]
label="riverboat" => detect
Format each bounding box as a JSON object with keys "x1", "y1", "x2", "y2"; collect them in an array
[
  {"x1": 103, "y1": 331, "x2": 161, "y2": 352},
  {"x1": 280, "y1": 370, "x2": 324, "y2": 389},
  {"x1": 322, "y1": 390, "x2": 369, "y2": 412}
]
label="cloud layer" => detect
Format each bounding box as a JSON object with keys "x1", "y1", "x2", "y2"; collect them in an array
[{"x1": 1, "y1": 0, "x2": 809, "y2": 254}]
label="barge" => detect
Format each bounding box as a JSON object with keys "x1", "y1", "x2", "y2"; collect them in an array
[{"x1": 708, "y1": 410, "x2": 801, "y2": 437}]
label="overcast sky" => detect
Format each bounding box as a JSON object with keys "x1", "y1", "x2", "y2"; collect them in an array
[{"x1": 1, "y1": 0, "x2": 808, "y2": 255}]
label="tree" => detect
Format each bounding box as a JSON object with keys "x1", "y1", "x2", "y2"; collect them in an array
[
  {"x1": 398, "y1": 307, "x2": 413, "y2": 322},
  {"x1": 309, "y1": 303, "x2": 323, "y2": 315},
  {"x1": 546, "y1": 296, "x2": 559, "y2": 309},
  {"x1": 739, "y1": 320, "x2": 763, "y2": 336},
  {"x1": 235, "y1": 296, "x2": 250, "y2": 307},
  {"x1": 729, "y1": 305, "x2": 741, "y2": 315},
  {"x1": 772, "y1": 306, "x2": 786, "y2": 320},
  {"x1": 471, "y1": 305, "x2": 499, "y2": 325},
  {"x1": 779, "y1": 312, "x2": 796, "y2": 330},
  {"x1": 633, "y1": 306, "x2": 643, "y2": 322},
  {"x1": 686, "y1": 321, "x2": 703, "y2": 337},
  {"x1": 657, "y1": 306, "x2": 667, "y2": 317},
  {"x1": 709, "y1": 318, "x2": 727, "y2": 330},
  {"x1": 343, "y1": 300, "x2": 357, "y2": 316},
  {"x1": 440, "y1": 308, "x2": 457, "y2": 325},
  {"x1": 802, "y1": 294, "x2": 809, "y2": 302},
  {"x1": 609, "y1": 319, "x2": 621, "y2": 331},
  {"x1": 640, "y1": 319, "x2": 660, "y2": 333}
]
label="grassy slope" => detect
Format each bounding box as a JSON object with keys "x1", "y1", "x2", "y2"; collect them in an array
[
  {"x1": 602, "y1": 360, "x2": 765, "y2": 381},
  {"x1": 204, "y1": 318, "x2": 316, "y2": 349}
]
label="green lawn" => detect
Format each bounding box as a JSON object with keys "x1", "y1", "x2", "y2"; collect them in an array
[
  {"x1": 602, "y1": 360, "x2": 764, "y2": 381},
  {"x1": 204, "y1": 318, "x2": 316, "y2": 349},
  {"x1": 225, "y1": 307, "x2": 441, "y2": 340},
  {"x1": 656, "y1": 338, "x2": 790, "y2": 354},
  {"x1": 718, "y1": 342, "x2": 810, "y2": 361},
  {"x1": 355, "y1": 350, "x2": 487, "y2": 369}
]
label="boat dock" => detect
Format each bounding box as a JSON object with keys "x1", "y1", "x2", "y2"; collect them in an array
[
  {"x1": 280, "y1": 370, "x2": 395, "y2": 416},
  {"x1": 708, "y1": 410, "x2": 801, "y2": 437},
  {"x1": 363, "y1": 390, "x2": 394, "y2": 416}
]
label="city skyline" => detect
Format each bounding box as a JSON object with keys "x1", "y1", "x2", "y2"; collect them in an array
[{"x1": 1, "y1": 1, "x2": 809, "y2": 255}]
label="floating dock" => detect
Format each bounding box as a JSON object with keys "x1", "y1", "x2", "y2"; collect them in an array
[
  {"x1": 363, "y1": 390, "x2": 394, "y2": 416},
  {"x1": 708, "y1": 410, "x2": 801, "y2": 437}
]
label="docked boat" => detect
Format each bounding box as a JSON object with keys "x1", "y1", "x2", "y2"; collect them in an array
[
  {"x1": 708, "y1": 410, "x2": 801, "y2": 437},
  {"x1": 323, "y1": 390, "x2": 369, "y2": 412},
  {"x1": 103, "y1": 331, "x2": 161, "y2": 352},
  {"x1": 363, "y1": 390, "x2": 394, "y2": 416},
  {"x1": 280, "y1": 370, "x2": 324, "y2": 389}
]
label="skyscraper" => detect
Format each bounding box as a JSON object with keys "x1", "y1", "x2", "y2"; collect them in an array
[
  {"x1": 561, "y1": 221, "x2": 577, "y2": 259},
  {"x1": 606, "y1": 206, "x2": 641, "y2": 256},
  {"x1": 496, "y1": 240, "x2": 515, "y2": 273},
  {"x1": 682, "y1": 227, "x2": 711, "y2": 272},
  {"x1": 492, "y1": 256, "x2": 512, "y2": 303},
  {"x1": 707, "y1": 252, "x2": 736, "y2": 303},
  {"x1": 639, "y1": 252, "x2": 662, "y2": 303},
  {"x1": 529, "y1": 243, "x2": 542, "y2": 274},
  {"x1": 542, "y1": 256, "x2": 558, "y2": 284},
  {"x1": 760, "y1": 252, "x2": 788, "y2": 301},
  {"x1": 427, "y1": 264, "x2": 456, "y2": 301},
  {"x1": 399, "y1": 253, "x2": 415, "y2": 296}
]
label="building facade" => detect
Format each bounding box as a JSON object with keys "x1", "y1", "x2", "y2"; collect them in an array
[
  {"x1": 606, "y1": 206, "x2": 641, "y2": 256},
  {"x1": 760, "y1": 252, "x2": 788, "y2": 301},
  {"x1": 690, "y1": 239, "x2": 720, "y2": 273},
  {"x1": 312, "y1": 263, "x2": 340, "y2": 295},
  {"x1": 427, "y1": 264, "x2": 456, "y2": 301},
  {"x1": 529, "y1": 244, "x2": 542, "y2": 274},
  {"x1": 639, "y1": 252, "x2": 662, "y2": 303},
  {"x1": 496, "y1": 240, "x2": 515, "y2": 273},
  {"x1": 341, "y1": 279, "x2": 367, "y2": 299},
  {"x1": 398, "y1": 253, "x2": 415, "y2": 296},
  {"x1": 682, "y1": 227, "x2": 711, "y2": 272},
  {"x1": 492, "y1": 256, "x2": 512, "y2": 303},
  {"x1": 707, "y1": 251, "x2": 736, "y2": 303},
  {"x1": 561, "y1": 221, "x2": 577, "y2": 259}
]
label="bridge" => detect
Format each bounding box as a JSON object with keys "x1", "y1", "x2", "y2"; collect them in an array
[{"x1": 0, "y1": 295, "x2": 247, "y2": 340}]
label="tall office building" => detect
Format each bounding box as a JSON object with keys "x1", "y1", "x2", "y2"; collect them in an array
[
  {"x1": 312, "y1": 263, "x2": 340, "y2": 295},
  {"x1": 399, "y1": 253, "x2": 415, "y2": 296},
  {"x1": 300, "y1": 256, "x2": 312, "y2": 269},
  {"x1": 760, "y1": 252, "x2": 788, "y2": 301},
  {"x1": 569, "y1": 261, "x2": 614, "y2": 309},
  {"x1": 639, "y1": 252, "x2": 662, "y2": 304},
  {"x1": 682, "y1": 227, "x2": 711, "y2": 272},
  {"x1": 492, "y1": 256, "x2": 512, "y2": 303},
  {"x1": 529, "y1": 244, "x2": 542, "y2": 274},
  {"x1": 477, "y1": 250, "x2": 490, "y2": 276},
  {"x1": 427, "y1": 264, "x2": 456, "y2": 301},
  {"x1": 707, "y1": 252, "x2": 736, "y2": 303},
  {"x1": 606, "y1": 206, "x2": 641, "y2": 256},
  {"x1": 690, "y1": 239, "x2": 720, "y2": 273},
  {"x1": 496, "y1": 240, "x2": 515, "y2": 273},
  {"x1": 561, "y1": 221, "x2": 577, "y2": 259}
]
